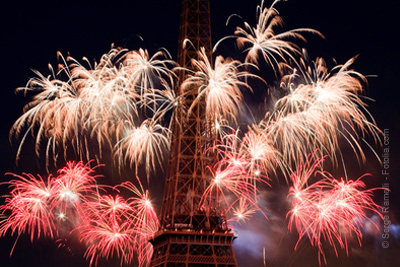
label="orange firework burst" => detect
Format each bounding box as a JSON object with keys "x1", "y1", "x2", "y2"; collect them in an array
[
  {"x1": 182, "y1": 48, "x2": 255, "y2": 122},
  {"x1": 114, "y1": 118, "x2": 170, "y2": 179},
  {"x1": 217, "y1": 0, "x2": 321, "y2": 69},
  {"x1": 260, "y1": 55, "x2": 382, "y2": 169},
  {"x1": 10, "y1": 47, "x2": 176, "y2": 170}
]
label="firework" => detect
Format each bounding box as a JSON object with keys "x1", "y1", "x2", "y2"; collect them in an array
[
  {"x1": 77, "y1": 194, "x2": 137, "y2": 266},
  {"x1": 0, "y1": 173, "x2": 56, "y2": 243},
  {"x1": 0, "y1": 161, "x2": 160, "y2": 266},
  {"x1": 240, "y1": 127, "x2": 282, "y2": 176},
  {"x1": 10, "y1": 47, "x2": 176, "y2": 169},
  {"x1": 4, "y1": 0, "x2": 384, "y2": 266},
  {"x1": 117, "y1": 179, "x2": 159, "y2": 236},
  {"x1": 71, "y1": 169, "x2": 159, "y2": 267},
  {"x1": 230, "y1": 197, "x2": 258, "y2": 224},
  {"x1": 0, "y1": 161, "x2": 103, "y2": 244},
  {"x1": 215, "y1": 0, "x2": 321, "y2": 71},
  {"x1": 122, "y1": 48, "x2": 176, "y2": 100},
  {"x1": 50, "y1": 161, "x2": 101, "y2": 217},
  {"x1": 73, "y1": 178, "x2": 159, "y2": 267},
  {"x1": 256, "y1": 55, "x2": 382, "y2": 169},
  {"x1": 201, "y1": 131, "x2": 270, "y2": 222},
  {"x1": 286, "y1": 154, "x2": 382, "y2": 264},
  {"x1": 182, "y1": 48, "x2": 256, "y2": 122},
  {"x1": 117, "y1": 179, "x2": 159, "y2": 266},
  {"x1": 78, "y1": 212, "x2": 137, "y2": 266},
  {"x1": 114, "y1": 119, "x2": 170, "y2": 179}
]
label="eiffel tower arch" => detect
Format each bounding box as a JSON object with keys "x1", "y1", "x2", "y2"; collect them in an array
[{"x1": 149, "y1": 0, "x2": 239, "y2": 266}]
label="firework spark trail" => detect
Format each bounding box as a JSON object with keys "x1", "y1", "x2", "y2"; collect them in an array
[
  {"x1": 230, "y1": 197, "x2": 258, "y2": 224},
  {"x1": 0, "y1": 162, "x2": 160, "y2": 266},
  {"x1": 213, "y1": 131, "x2": 271, "y2": 184},
  {"x1": 10, "y1": 47, "x2": 175, "y2": 173},
  {"x1": 67, "y1": 167, "x2": 159, "y2": 267},
  {"x1": 182, "y1": 48, "x2": 256, "y2": 123},
  {"x1": 78, "y1": 213, "x2": 137, "y2": 267},
  {"x1": 201, "y1": 132, "x2": 270, "y2": 222},
  {"x1": 75, "y1": 179, "x2": 159, "y2": 267},
  {"x1": 10, "y1": 69, "x2": 81, "y2": 169},
  {"x1": 117, "y1": 179, "x2": 159, "y2": 237},
  {"x1": 215, "y1": 0, "x2": 380, "y2": 170},
  {"x1": 240, "y1": 127, "x2": 283, "y2": 177},
  {"x1": 9, "y1": 1, "x2": 379, "y2": 179},
  {"x1": 215, "y1": 0, "x2": 322, "y2": 72},
  {"x1": 0, "y1": 173, "x2": 56, "y2": 243},
  {"x1": 286, "y1": 155, "x2": 382, "y2": 265},
  {"x1": 122, "y1": 48, "x2": 177, "y2": 101},
  {"x1": 117, "y1": 179, "x2": 159, "y2": 267},
  {"x1": 50, "y1": 161, "x2": 101, "y2": 214},
  {"x1": 269, "y1": 56, "x2": 382, "y2": 167},
  {"x1": 77, "y1": 194, "x2": 137, "y2": 266},
  {"x1": 114, "y1": 119, "x2": 170, "y2": 180},
  {"x1": 10, "y1": 3, "x2": 378, "y2": 179},
  {"x1": 0, "y1": 161, "x2": 102, "y2": 244}
]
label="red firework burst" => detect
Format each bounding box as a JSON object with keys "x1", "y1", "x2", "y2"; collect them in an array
[
  {"x1": 0, "y1": 173, "x2": 56, "y2": 243},
  {"x1": 287, "y1": 155, "x2": 382, "y2": 265}
]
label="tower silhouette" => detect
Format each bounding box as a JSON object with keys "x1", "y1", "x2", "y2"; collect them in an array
[{"x1": 149, "y1": 0, "x2": 239, "y2": 266}]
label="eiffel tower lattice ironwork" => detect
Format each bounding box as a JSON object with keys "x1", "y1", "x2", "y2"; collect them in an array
[{"x1": 149, "y1": 0, "x2": 239, "y2": 266}]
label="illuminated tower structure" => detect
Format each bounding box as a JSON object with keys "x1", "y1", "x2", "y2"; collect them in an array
[{"x1": 150, "y1": 0, "x2": 238, "y2": 266}]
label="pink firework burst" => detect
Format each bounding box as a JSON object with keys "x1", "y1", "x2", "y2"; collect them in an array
[
  {"x1": 229, "y1": 197, "x2": 258, "y2": 224},
  {"x1": 201, "y1": 164, "x2": 269, "y2": 227},
  {"x1": 0, "y1": 161, "x2": 159, "y2": 266},
  {"x1": 118, "y1": 179, "x2": 159, "y2": 267},
  {"x1": 77, "y1": 177, "x2": 159, "y2": 267},
  {"x1": 77, "y1": 194, "x2": 137, "y2": 267},
  {"x1": 0, "y1": 173, "x2": 56, "y2": 243},
  {"x1": 201, "y1": 131, "x2": 270, "y2": 222},
  {"x1": 0, "y1": 161, "x2": 105, "y2": 256},
  {"x1": 78, "y1": 213, "x2": 137, "y2": 266},
  {"x1": 286, "y1": 154, "x2": 382, "y2": 265},
  {"x1": 50, "y1": 161, "x2": 102, "y2": 215}
]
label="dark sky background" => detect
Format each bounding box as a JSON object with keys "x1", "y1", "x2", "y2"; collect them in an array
[{"x1": 0, "y1": 0, "x2": 399, "y2": 266}]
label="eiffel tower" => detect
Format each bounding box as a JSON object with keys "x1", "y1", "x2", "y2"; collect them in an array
[{"x1": 149, "y1": 0, "x2": 239, "y2": 266}]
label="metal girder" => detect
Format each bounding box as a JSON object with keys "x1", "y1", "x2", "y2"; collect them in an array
[{"x1": 150, "y1": 0, "x2": 238, "y2": 266}]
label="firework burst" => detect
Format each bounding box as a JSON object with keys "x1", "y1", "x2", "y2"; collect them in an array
[
  {"x1": 258, "y1": 55, "x2": 382, "y2": 169},
  {"x1": 201, "y1": 132, "x2": 270, "y2": 222},
  {"x1": 77, "y1": 194, "x2": 137, "y2": 266},
  {"x1": 0, "y1": 161, "x2": 102, "y2": 244},
  {"x1": 286, "y1": 154, "x2": 382, "y2": 264},
  {"x1": 0, "y1": 173, "x2": 56, "y2": 243},
  {"x1": 10, "y1": 47, "x2": 175, "y2": 170},
  {"x1": 116, "y1": 179, "x2": 159, "y2": 267},
  {"x1": 48, "y1": 161, "x2": 103, "y2": 232},
  {"x1": 182, "y1": 48, "x2": 256, "y2": 123},
  {"x1": 0, "y1": 161, "x2": 160, "y2": 266},
  {"x1": 230, "y1": 197, "x2": 258, "y2": 224},
  {"x1": 78, "y1": 213, "x2": 138, "y2": 266},
  {"x1": 215, "y1": 0, "x2": 322, "y2": 71},
  {"x1": 114, "y1": 119, "x2": 170, "y2": 179}
]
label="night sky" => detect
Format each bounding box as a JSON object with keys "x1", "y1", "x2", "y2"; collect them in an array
[{"x1": 1, "y1": 0, "x2": 399, "y2": 266}]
